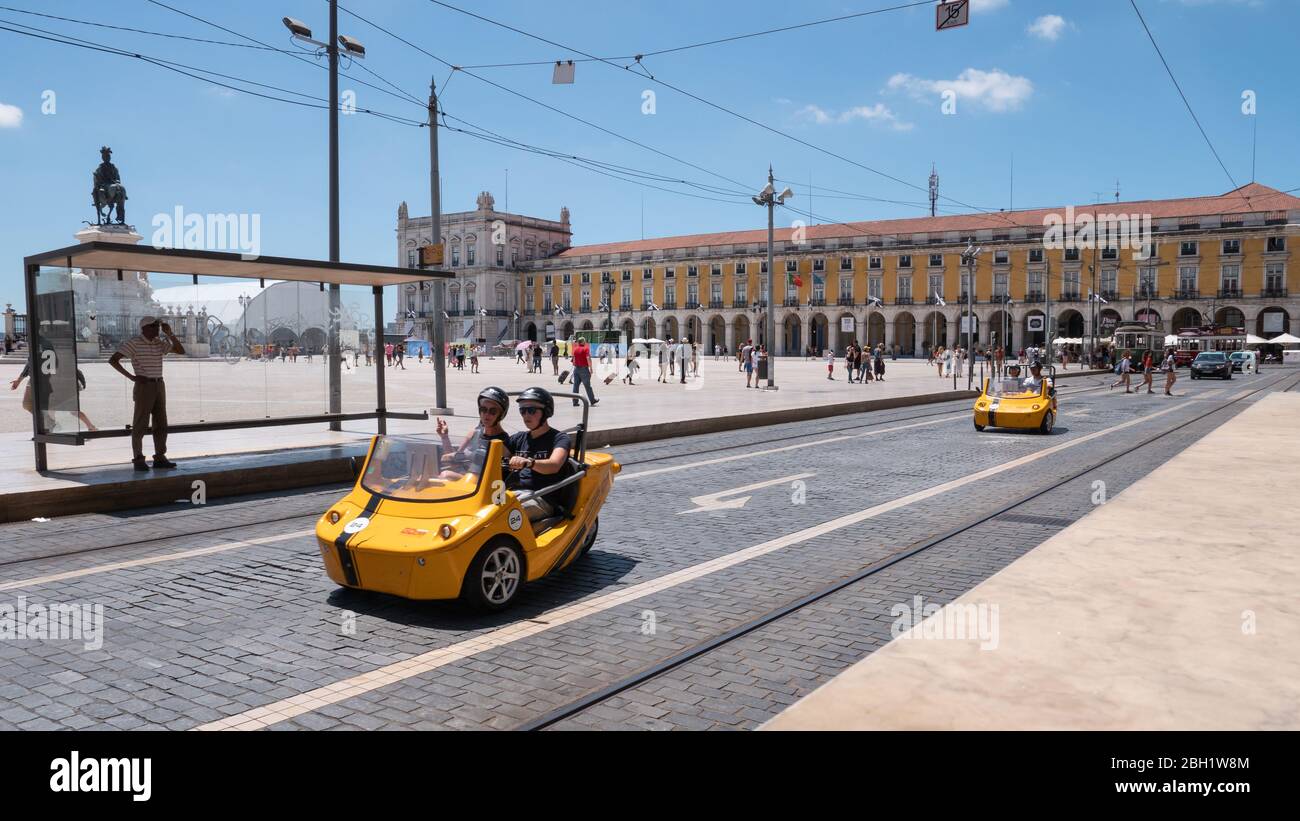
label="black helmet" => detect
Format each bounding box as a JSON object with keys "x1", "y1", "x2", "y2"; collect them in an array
[
  {"x1": 477, "y1": 386, "x2": 509, "y2": 416},
  {"x1": 517, "y1": 386, "x2": 555, "y2": 420},
  {"x1": 1029, "y1": 359, "x2": 1043, "y2": 370}
]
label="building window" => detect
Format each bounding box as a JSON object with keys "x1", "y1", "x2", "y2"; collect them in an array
[
  {"x1": 1101, "y1": 246, "x2": 1118, "y2": 260},
  {"x1": 665, "y1": 284, "x2": 676, "y2": 305},
  {"x1": 813, "y1": 258, "x2": 825, "y2": 272},
  {"x1": 811, "y1": 276, "x2": 825, "y2": 302},
  {"x1": 1101, "y1": 268, "x2": 1117, "y2": 294},
  {"x1": 994, "y1": 272, "x2": 1009, "y2": 297},
  {"x1": 449, "y1": 289, "x2": 460, "y2": 312},
  {"x1": 581, "y1": 271, "x2": 591, "y2": 284},
  {"x1": 621, "y1": 286, "x2": 631, "y2": 307},
  {"x1": 581, "y1": 290, "x2": 591, "y2": 312},
  {"x1": 622, "y1": 269, "x2": 632, "y2": 281},
  {"x1": 734, "y1": 280, "x2": 747, "y2": 303},
  {"x1": 643, "y1": 285, "x2": 653, "y2": 306},
  {"x1": 1265, "y1": 262, "x2": 1285, "y2": 292},
  {"x1": 642, "y1": 267, "x2": 652, "y2": 279},
  {"x1": 711, "y1": 281, "x2": 722, "y2": 302},
  {"x1": 466, "y1": 291, "x2": 476, "y2": 313},
  {"x1": 687, "y1": 282, "x2": 699, "y2": 305},
  {"x1": 960, "y1": 270, "x2": 972, "y2": 298},
  {"x1": 898, "y1": 254, "x2": 912, "y2": 269},
  {"x1": 759, "y1": 279, "x2": 769, "y2": 302},
  {"x1": 688, "y1": 265, "x2": 698, "y2": 277},
  {"x1": 525, "y1": 245, "x2": 534, "y2": 260},
  {"x1": 760, "y1": 261, "x2": 768, "y2": 274},
  {"x1": 1180, "y1": 241, "x2": 1198, "y2": 257},
  {"x1": 1139, "y1": 266, "x2": 1157, "y2": 295},
  {"x1": 407, "y1": 249, "x2": 418, "y2": 268},
  {"x1": 841, "y1": 256, "x2": 854, "y2": 271},
  {"x1": 561, "y1": 291, "x2": 570, "y2": 311},
  {"x1": 869, "y1": 255, "x2": 882, "y2": 270},
  {"x1": 1179, "y1": 265, "x2": 1198, "y2": 292},
  {"x1": 1029, "y1": 249, "x2": 1044, "y2": 264},
  {"x1": 711, "y1": 263, "x2": 721, "y2": 276},
  {"x1": 1064, "y1": 248, "x2": 1080, "y2": 262},
  {"x1": 929, "y1": 253, "x2": 943, "y2": 268},
  {"x1": 1028, "y1": 271, "x2": 1043, "y2": 296},
  {"x1": 525, "y1": 275, "x2": 534, "y2": 287},
  {"x1": 1222, "y1": 239, "x2": 1240, "y2": 255},
  {"x1": 1062, "y1": 269, "x2": 1079, "y2": 297},
  {"x1": 1139, "y1": 241, "x2": 1158, "y2": 261},
  {"x1": 896, "y1": 276, "x2": 912, "y2": 301},
  {"x1": 496, "y1": 247, "x2": 504, "y2": 266},
  {"x1": 785, "y1": 277, "x2": 798, "y2": 300},
  {"x1": 929, "y1": 273, "x2": 943, "y2": 301},
  {"x1": 526, "y1": 292, "x2": 534, "y2": 313},
  {"x1": 543, "y1": 274, "x2": 552, "y2": 286},
  {"x1": 511, "y1": 248, "x2": 518, "y2": 265},
  {"x1": 869, "y1": 277, "x2": 882, "y2": 301},
  {"x1": 1267, "y1": 236, "x2": 1287, "y2": 253},
  {"x1": 735, "y1": 262, "x2": 747, "y2": 275},
  {"x1": 786, "y1": 259, "x2": 798, "y2": 273},
  {"x1": 562, "y1": 273, "x2": 571, "y2": 285},
  {"x1": 1221, "y1": 264, "x2": 1240, "y2": 293},
  {"x1": 839, "y1": 277, "x2": 852, "y2": 301},
  {"x1": 665, "y1": 267, "x2": 675, "y2": 279},
  {"x1": 466, "y1": 245, "x2": 476, "y2": 266},
  {"x1": 994, "y1": 250, "x2": 1009, "y2": 265},
  {"x1": 451, "y1": 245, "x2": 460, "y2": 267}
]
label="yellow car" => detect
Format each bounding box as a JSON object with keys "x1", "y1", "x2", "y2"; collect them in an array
[
  {"x1": 316, "y1": 395, "x2": 619, "y2": 610},
  {"x1": 973, "y1": 368, "x2": 1058, "y2": 434}
]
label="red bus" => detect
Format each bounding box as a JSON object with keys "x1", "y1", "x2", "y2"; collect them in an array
[{"x1": 1174, "y1": 324, "x2": 1246, "y2": 366}]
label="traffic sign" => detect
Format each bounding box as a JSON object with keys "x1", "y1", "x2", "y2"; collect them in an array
[
  {"x1": 936, "y1": 0, "x2": 969, "y2": 31},
  {"x1": 420, "y1": 243, "x2": 444, "y2": 267}
]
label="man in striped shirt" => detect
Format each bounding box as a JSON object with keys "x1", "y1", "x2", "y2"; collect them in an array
[{"x1": 109, "y1": 316, "x2": 185, "y2": 470}]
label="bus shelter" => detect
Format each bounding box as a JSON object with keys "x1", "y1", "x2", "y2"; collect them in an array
[{"x1": 22, "y1": 241, "x2": 450, "y2": 471}]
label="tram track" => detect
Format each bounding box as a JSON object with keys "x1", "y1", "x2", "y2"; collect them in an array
[{"x1": 514, "y1": 369, "x2": 1300, "y2": 730}]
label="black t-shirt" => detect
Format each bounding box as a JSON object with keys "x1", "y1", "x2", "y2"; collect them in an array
[{"x1": 507, "y1": 427, "x2": 572, "y2": 492}]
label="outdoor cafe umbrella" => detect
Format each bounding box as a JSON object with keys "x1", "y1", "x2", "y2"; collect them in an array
[
  {"x1": 1245, "y1": 334, "x2": 1269, "y2": 345},
  {"x1": 1268, "y1": 333, "x2": 1300, "y2": 345}
]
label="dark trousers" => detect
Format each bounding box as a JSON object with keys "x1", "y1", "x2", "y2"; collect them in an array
[
  {"x1": 131, "y1": 379, "x2": 167, "y2": 461},
  {"x1": 571, "y1": 365, "x2": 595, "y2": 404}
]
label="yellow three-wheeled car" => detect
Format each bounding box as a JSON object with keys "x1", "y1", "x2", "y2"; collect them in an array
[
  {"x1": 316, "y1": 394, "x2": 618, "y2": 610},
  {"x1": 973, "y1": 366, "x2": 1058, "y2": 434}
]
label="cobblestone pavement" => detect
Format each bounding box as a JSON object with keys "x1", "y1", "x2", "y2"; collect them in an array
[{"x1": 0, "y1": 368, "x2": 1295, "y2": 730}]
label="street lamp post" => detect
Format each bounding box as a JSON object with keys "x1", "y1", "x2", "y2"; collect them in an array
[
  {"x1": 960, "y1": 244, "x2": 982, "y2": 389},
  {"x1": 752, "y1": 166, "x2": 793, "y2": 390},
  {"x1": 238, "y1": 293, "x2": 250, "y2": 358},
  {"x1": 280, "y1": 6, "x2": 365, "y2": 430}
]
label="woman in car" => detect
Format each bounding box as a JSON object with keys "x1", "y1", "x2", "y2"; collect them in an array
[{"x1": 435, "y1": 386, "x2": 511, "y2": 480}]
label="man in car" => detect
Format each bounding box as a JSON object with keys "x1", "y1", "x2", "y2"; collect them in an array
[
  {"x1": 507, "y1": 387, "x2": 573, "y2": 522},
  {"x1": 1021, "y1": 360, "x2": 1054, "y2": 393}
]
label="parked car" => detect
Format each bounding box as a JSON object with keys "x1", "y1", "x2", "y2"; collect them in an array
[
  {"x1": 1228, "y1": 351, "x2": 1255, "y2": 372},
  {"x1": 1190, "y1": 351, "x2": 1232, "y2": 380}
]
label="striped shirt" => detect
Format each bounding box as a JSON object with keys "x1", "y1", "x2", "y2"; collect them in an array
[{"x1": 117, "y1": 335, "x2": 171, "y2": 378}]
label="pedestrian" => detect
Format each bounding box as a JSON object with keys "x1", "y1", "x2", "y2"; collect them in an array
[
  {"x1": 874, "y1": 344, "x2": 886, "y2": 381},
  {"x1": 1140, "y1": 350, "x2": 1155, "y2": 394},
  {"x1": 550, "y1": 339, "x2": 560, "y2": 375},
  {"x1": 1161, "y1": 346, "x2": 1177, "y2": 396},
  {"x1": 396, "y1": 344, "x2": 406, "y2": 369},
  {"x1": 569, "y1": 336, "x2": 598, "y2": 406},
  {"x1": 891, "y1": 342, "x2": 898, "y2": 361},
  {"x1": 623, "y1": 349, "x2": 640, "y2": 384},
  {"x1": 668, "y1": 337, "x2": 676, "y2": 376},
  {"x1": 845, "y1": 343, "x2": 857, "y2": 383},
  {"x1": 678, "y1": 336, "x2": 693, "y2": 384},
  {"x1": 383, "y1": 342, "x2": 392, "y2": 366},
  {"x1": 108, "y1": 316, "x2": 184, "y2": 470},
  {"x1": 11, "y1": 349, "x2": 98, "y2": 433},
  {"x1": 942, "y1": 346, "x2": 953, "y2": 377},
  {"x1": 825, "y1": 348, "x2": 835, "y2": 380},
  {"x1": 1111, "y1": 350, "x2": 1134, "y2": 392},
  {"x1": 742, "y1": 339, "x2": 754, "y2": 387},
  {"x1": 470, "y1": 345, "x2": 480, "y2": 374},
  {"x1": 657, "y1": 342, "x2": 669, "y2": 383},
  {"x1": 692, "y1": 340, "x2": 700, "y2": 376},
  {"x1": 532, "y1": 343, "x2": 543, "y2": 373},
  {"x1": 859, "y1": 344, "x2": 872, "y2": 382},
  {"x1": 418, "y1": 348, "x2": 424, "y2": 364}
]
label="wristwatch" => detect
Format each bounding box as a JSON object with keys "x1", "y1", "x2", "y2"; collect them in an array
[{"x1": 527, "y1": 457, "x2": 536, "y2": 469}]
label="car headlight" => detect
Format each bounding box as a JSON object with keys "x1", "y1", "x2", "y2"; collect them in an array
[
  {"x1": 1031, "y1": 404, "x2": 1040, "y2": 410},
  {"x1": 328, "y1": 510, "x2": 341, "y2": 524},
  {"x1": 439, "y1": 524, "x2": 455, "y2": 539}
]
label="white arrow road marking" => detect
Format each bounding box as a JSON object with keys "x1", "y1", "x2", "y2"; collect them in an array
[{"x1": 677, "y1": 473, "x2": 816, "y2": 515}]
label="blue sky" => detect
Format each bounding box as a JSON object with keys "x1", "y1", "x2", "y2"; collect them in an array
[{"x1": 1, "y1": 0, "x2": 1295, "y2": 319}]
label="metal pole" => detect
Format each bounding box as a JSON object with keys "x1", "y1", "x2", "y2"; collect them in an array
[
  {"x1": 1044, "y1": 258, "x2": 1053, "y2": 366},
  {"x1": 429, "y1": 76, "x2": 447, "y2": 411},
  {"x1": 766, "y1": 167, "x2": 776, "y2": 389},
  {"x1": 373, "y1": 286, "x2": 386, "y2": 434},
  {"x1": 327, "y1": 0, "x2": 342, "y2": 430},
  {"x1": 966, "y1": 253, "x2": 975, "y2": 389}
]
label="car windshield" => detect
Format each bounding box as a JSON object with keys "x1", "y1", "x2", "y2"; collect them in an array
[
  {"x1": 360, "y1": 434, "x2": 493, "y2": 502},
  {"x1": 988, "y1": 377, "x2": 1039, "y2": 397},
  {"x1": 1229, "y1": 352, "x2": 1247, "y2": 360},
  {"x1": 1196, "y1": 353, "x2": 1226, "y2": 362}
]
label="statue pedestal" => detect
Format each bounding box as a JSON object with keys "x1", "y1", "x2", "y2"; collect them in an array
[
  {"x1": 70, "y1": 224, "x2": 158, "y2": 359},
  {"x1": 75, "y1": 223, "x2": 143, "y2": 246}
]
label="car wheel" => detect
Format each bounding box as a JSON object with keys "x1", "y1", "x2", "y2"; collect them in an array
[
  {"x1": 577, "y1": 516, "x2": 599, "y2": 559},
  {"x1": 1039, "y1": 410, "x2": 1055, "y2": 435},
  {"x1": 462, "y1": 538, "x2": 524, "y2": 612},
  {"x1": 973, "y1": 422, "x2": 985, "y2": 431}
]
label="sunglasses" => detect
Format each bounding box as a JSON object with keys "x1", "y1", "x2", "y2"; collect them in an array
[
  {"x1": 518, "y1": 406, "x2": 544, "y2": 416},
  {"x1": 478, "y1": 405, "x2": 500, "y2": 415}
]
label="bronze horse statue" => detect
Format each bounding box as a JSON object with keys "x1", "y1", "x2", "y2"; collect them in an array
[{"x1": 91, "y1": 145, "x2": 128, "y2": 225}]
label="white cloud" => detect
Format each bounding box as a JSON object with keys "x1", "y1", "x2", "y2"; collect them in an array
[
  {"x1": 1027, "y1": 14, "x2": 1068, "y2": 41},
  {"x1": 887, "y1": 68, "x2": 1033, "y2": 112},
  {"x1": 970, "y1": 0, "x2": 1011, "y2": 11},
  {"x1": 0, "y1": 102, "x2": 22, "y2": 128},
  {"x1": 796, "y1": 102, "x2": 913, "y2": 131}
]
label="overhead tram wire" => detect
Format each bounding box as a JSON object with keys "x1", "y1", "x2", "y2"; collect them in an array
[
  {"x1": 334, "y1": 2, "x2": 755, "y2": 195},
  {"x1": 0, "y1": 20, "x2": 428, "y2": 126},
  {"x1": 421, "y1": 0, "x2": 1027, "y2": 231},
  {"x1": 141, "y1": 0, "x2": 430, "y2": 111},
  {"x1": 450, "y1": 0, "x2": 935, "y2": 69}
]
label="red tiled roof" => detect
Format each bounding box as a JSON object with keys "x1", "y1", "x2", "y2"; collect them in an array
[{"x1": 555, "y1": 183, "x2": 1299, "y2": 259}]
